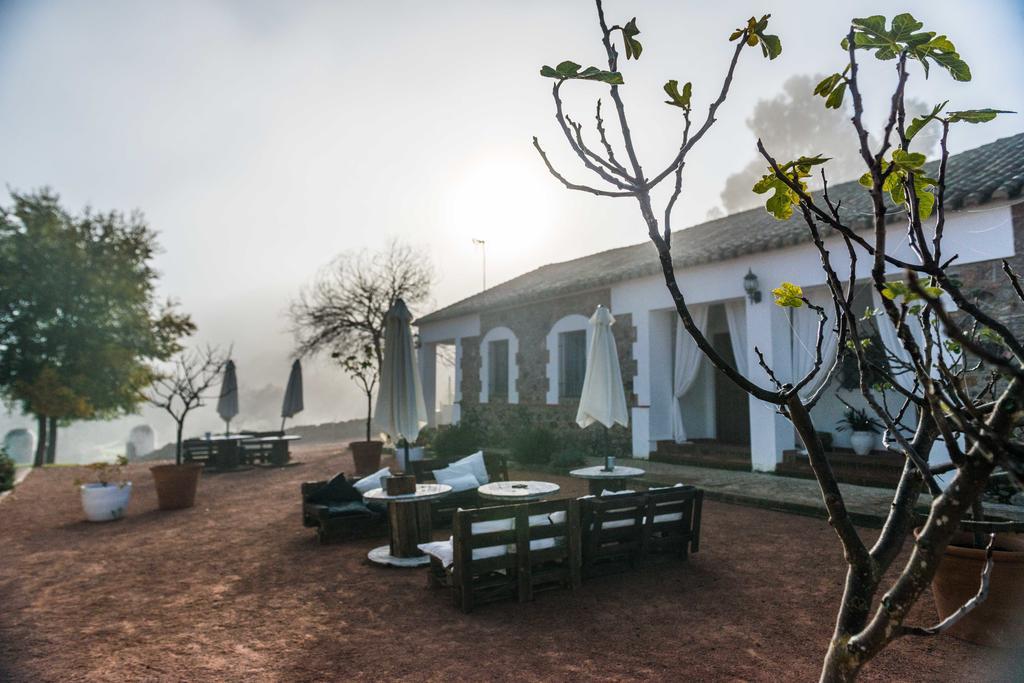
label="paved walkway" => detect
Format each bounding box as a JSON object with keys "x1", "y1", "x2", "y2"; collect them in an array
[{"x1": 582, "y1": 456, "x2": 1024, "y2": 528}]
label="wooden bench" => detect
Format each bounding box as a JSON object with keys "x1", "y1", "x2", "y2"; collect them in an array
[
  {"x1": 579, "y1": 486, "x2": 703, "y2": 577},
  {"x1": 301, "y1": 480, "x2": 387, "y2": 544},
  {"x1": 424, "y1": 498, "x2": 581, "y2": 613},
  {"x1": 412, "y1": 454, "x2": 510, "y2": 526}
]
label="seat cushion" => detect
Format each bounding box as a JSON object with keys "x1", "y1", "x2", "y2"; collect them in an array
[
  {"x1": 323, "y1": 501, "x2": 376, "y2": 518},
  {"x1": 307, "y1": 473, "x2": 362, "y2": 505}
]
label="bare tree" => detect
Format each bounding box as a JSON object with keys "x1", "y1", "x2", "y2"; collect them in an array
[
  {"x1": 333, "y1": 343, "x2": 378, "y2": 443},
  {"x1": 534, "y1": 4, "x2": 1018, "y2": 681},
  {"x1": 292, "y1": 239, "x2": 434, "y2": 370},
  {"x1": 145, "y1": 346, "x2": 228, "y2": 465}
]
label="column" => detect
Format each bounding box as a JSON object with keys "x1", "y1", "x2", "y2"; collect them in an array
[
  {"x1": 418, "y1": 342, "x2": 437, "y2": 428},
  {"x1": 452, "y1": 338, "x2": 463, "y2": 425},
  {"x1": 745, "y1": 297, "x2": 792, "y2": 472}
]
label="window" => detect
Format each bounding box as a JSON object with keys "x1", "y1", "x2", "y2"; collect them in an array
[
  {"x1": 558, "y1": 330, "x2": 587, "y2": 399},
  {"x1": 488, "y1": 339, "x2": 509, "y2": 402}
]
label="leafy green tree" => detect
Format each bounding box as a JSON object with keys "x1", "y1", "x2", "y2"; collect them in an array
[
  {"x1": 0, "y1": 189, "x2": 194, "y2": 465},
  {"x1": 535, "y1": 4, "x2": 1017, "y2": 680}
]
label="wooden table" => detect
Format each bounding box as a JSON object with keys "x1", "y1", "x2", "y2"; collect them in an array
[
  {"x1": 204, "y1": 434, "x2": 253, "y2": 469},
  {"x1": 363, "y1": 484, "x2": 452, "y2": 567},
  {"x1": 569, "y1": 465, "x2": 646, "y2": 495},
  {"x1": 477, "y1": 480, "x2": 560, "y2": 501}
]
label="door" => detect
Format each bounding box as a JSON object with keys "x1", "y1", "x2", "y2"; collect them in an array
[{"x1": 712, "y1": 331, "x2": 750, "y2": 445}]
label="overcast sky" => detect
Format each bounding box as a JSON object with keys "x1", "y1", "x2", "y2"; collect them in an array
[{"x1": 1, "y1": 0, "x2": 1022, "y2": 459}]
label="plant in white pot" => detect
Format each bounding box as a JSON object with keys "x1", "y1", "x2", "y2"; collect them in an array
[
  {"x1": 836, "y1": 406, "x2": 884, "y2": 456},
  {"x1": 76, "y1": 455, "x2": 131, "y2": 522}
]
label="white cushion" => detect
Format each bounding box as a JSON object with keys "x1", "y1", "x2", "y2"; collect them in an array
[
  {"x1": 353, "y1": 467, "x2": 392, "y2": 493},
  {"x1": 529, "y1": 513, "x2": 552, "y2": 527},
  {"x1": 600, "y1": 489, "x2": 636, "y2": 496},
  {"x1": 433, "y1": 468, "x2": 480, "y2": 492},
  {"x1": 652, "y1": 512, "x2": 684, "y2": 523},
  {"x1": 548, "y1": 510, "x2": 567, "y2": 525},
  {"x1": 418, "y1": 540, "x2": 455, "y2": 568},
  {"x1": 452, "y1": 450, "x2": 489, "y2": 484},
  {"x1": 650, "y1": 483, "x2": 685, "y2": 491},
  {"x1": 470, "y1": 517, "x2": 514, "y2": 534}
]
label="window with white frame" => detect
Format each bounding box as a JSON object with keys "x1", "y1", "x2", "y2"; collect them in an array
[
  {"x1": 545, "y1": 313, "x2": 591, "y2": 404},
  {"x1": 558, "y1": 330, "x2": 587, "y2": 399},
  {"x1": 479, "y1": 327, "x2": 518, "y2": 403}
]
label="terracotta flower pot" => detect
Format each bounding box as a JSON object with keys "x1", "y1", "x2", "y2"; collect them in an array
[
  {"x1": 150, "y1": 463, "x2": 203, "y2": 511},
  {"x1": 930, "y1": 530, "x2": 1024, "y2": 647},
  {"x1": 350, "y1": 440, "x2": 384, "y2": 477}
]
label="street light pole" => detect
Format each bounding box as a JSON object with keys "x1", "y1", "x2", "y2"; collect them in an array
[{"x1": 472, "y1": 238, "x2": 486, "y2": 291}]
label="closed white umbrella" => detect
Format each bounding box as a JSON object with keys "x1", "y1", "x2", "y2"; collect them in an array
[
  {"x1": 217, "y1": 359, "x2": 239, "y2": 435},
  {"x1": 576, "y1": 305, "x2": 629, "y2": 470},
  {"x1": 280, "y1": 359, "x2": 304, "y2": 431},
  {"x1": 576, "y1": 305, "x2": 629, "y2": 429},
  {"x1": 374, "y1": 298, "x2": 427, "y2": 470}
]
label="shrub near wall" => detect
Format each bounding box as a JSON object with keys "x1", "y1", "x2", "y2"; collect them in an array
[{"x1": 0, "y1": 448, "x2": 15, "y2": 493}]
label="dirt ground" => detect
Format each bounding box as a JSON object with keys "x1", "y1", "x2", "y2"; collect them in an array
[{"x1": 0, "y1": 443, "x2": 1019, "y2": 682}]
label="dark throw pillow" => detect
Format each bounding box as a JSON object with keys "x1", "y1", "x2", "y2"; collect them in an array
[{"x1": 306, "y1": 472, "x2": 363, "y2": 505}]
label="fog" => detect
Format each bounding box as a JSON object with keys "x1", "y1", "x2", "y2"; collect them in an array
[{"x1": 1, "y1": 0, "x2": 1021, "y2": 461}]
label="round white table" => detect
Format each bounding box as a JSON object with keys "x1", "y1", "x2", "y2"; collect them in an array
[
  {"x1": 569, "y1": 465, "x2": 646, "y2": 495},
  {"x1": 363, "y1": 484, "x2": 452, "y2": 567},
  {"x1": 477, "y1": 480, "x2": 560, "y2": 501}
]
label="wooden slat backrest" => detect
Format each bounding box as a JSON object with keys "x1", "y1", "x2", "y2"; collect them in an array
[{"x1": 451, "y1": 498, "x2": 579, "y2": 612}]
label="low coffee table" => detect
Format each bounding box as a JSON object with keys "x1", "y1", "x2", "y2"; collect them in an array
[
  {"x1": 363, "y1": 483, "x2": 452, "y2": 567},
  {"x1": 477, "y1": 480, "x2": 560, "y2": 502},
  {"x1": 569, "y1": 465, "x2": 646, "y2": 495}
]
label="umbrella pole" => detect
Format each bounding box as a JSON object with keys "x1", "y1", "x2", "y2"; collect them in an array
[
  {"x1": 280, "y1": 417, "x2": 286, "y2": 433},
  {"x1": 402, "y1": 437, "x2": 411, "y2": 474},
  {"x1": 603, "y1": 425, "x2": 615, "y2": 471}
]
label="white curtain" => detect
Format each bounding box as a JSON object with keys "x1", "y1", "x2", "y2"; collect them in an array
[
  {"x1": 724, "y1": 299, "x2": 748, "y2": 376},
  {"x1": 672, "y1": 306, "x2": 709, "y2": 443},
  {"x1": 790, "y1": 288, "x2": 841, "y2": 401},
  {"x1": 872, "y1": 289, "x2": 918, "y2": 394}
]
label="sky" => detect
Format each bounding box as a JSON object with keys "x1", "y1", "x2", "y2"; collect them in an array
[{"x1": 1, "y1": 0, "x2": 1022, "y2": 461}]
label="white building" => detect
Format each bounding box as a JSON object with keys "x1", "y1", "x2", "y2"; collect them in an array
[{"x1": 415, "y1": 133, "x2": 1024, "y2": 476}]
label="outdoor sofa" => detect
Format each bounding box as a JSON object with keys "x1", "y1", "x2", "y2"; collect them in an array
[
  {"x1": 301, "y1": 474, "x2": 388, "y2": 544},
  {"x1": 579, "y1": 485, "x2": 703, "y2": 577},
  {"x1": 420, "y1": 497, "x2": 581, "y2": 613},
  {"x1": 420, "y1": 485, "x2": 704, "y2": 611},
  {"x1": 411, "y1": 452, "x2": 510, "y2": 525}
]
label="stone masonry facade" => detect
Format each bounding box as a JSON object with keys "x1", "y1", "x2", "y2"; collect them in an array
[
  {"x1": 458, "y1": 287, "x2": 637, "y2": 454},
  {"x1": 949, "y1": 201, "x2": 1024, "y2": 339}
]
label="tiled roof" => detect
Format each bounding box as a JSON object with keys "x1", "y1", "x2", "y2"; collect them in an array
[{"x1": 418, "y1": 132, "x2": 1024, "y2": 325}]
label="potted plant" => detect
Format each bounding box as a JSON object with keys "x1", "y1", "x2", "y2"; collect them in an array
[
  {"x1": 925, "y1": 493, "x2": 1024, "y2": 647},
  {"x1": 336, "y1": 345, "x2": 384, "y2": 476},
  {"x1": 145, "y1": 346, "x2": 227, "y2": 510},
  {"x1": 836, "y1": 406, "x2": 883, "y2": 455},
  {"x1": 75, "y1": 455, "x2": 132, "y2": 522}
]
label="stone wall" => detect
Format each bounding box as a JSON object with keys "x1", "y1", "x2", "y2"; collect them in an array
[
  {"x1": 459, "y1": 287, "x2": 636, "y2": 455},
  {"x1": 949, "y1": 201, "x2": 1024, "y2": 339}
]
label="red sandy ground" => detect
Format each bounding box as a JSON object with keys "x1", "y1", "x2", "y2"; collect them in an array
[{"x1": 0, "y1": 443, "x2": 1017, "y2": 682}]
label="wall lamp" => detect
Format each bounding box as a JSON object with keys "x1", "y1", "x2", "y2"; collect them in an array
[{"x1": 743, "y1": 268, "x2": 762, "y2": 304}]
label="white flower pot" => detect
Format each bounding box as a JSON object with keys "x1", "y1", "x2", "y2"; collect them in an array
[
  {"x1": 80, "y1": 482, "x2": 132, "y2": 522},
  {"x1": 849, "y1": 431, "x2": 875, "y2": 456}
]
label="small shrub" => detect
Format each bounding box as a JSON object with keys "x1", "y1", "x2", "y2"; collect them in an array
[
  {"x1": 432, "y1": 423, "x2": 482, "y2": 459},
  {"x1": 550, "y1": 449, "x2": 587, "y2": 470},
  {"x1": 414, "y1": 426, "x2": 438, "y2": 449},
  {"x1": 73, "y1": 455, "x2": 130, "y2": 488},
  {"x1": 0, "y1": 448, "x2": 14, "y2": 493},
  {"x1": 511, "y1": 427, "x2": 558, "y2": 466}
]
